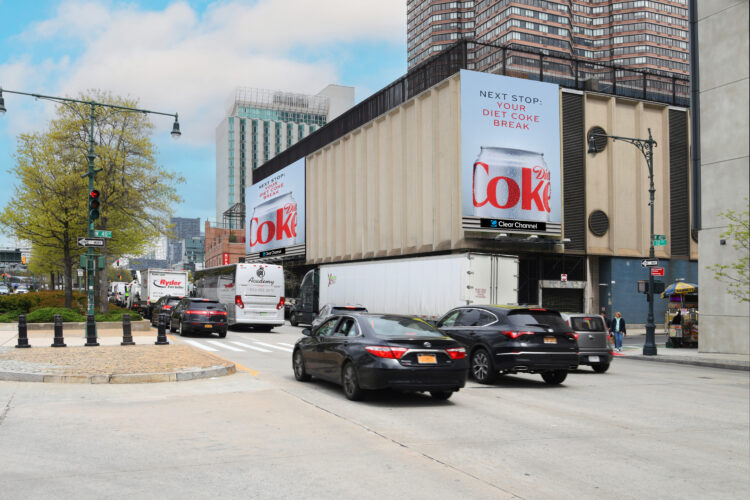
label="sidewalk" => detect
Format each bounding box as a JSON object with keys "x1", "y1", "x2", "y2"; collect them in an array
[
  {"x1": 0, "y1": 322, "x2": 236, "y2": 383},
  {"x1": 616, "y1": 329, "x2": 749, "y2": 371}
]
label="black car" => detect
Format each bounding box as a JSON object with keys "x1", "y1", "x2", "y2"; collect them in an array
[
  {"x1": 169, "y1": 298, "x2": 228, "y2": 337},
  {"x1": 293, "y1": 313, "x2": 468, "y2": 401},
  {"x1": 437, "y1": 306, "x2": 578, "y2": 385},
  {"x1": 150, "y1": 295, "x2": 183, "y2": 327}
]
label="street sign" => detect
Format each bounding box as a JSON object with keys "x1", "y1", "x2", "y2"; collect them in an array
[
  {"x1": 560, "y1": 274, "x2": 568, "y2": 282},
  {"x1": 77, "y1": 237, "x2": 105, "y2": 247},
  {"x1": 77, "y1": 269, "x2": 83, "y2": 277},
  {"x1": 93, "y1": 230, "x2": 112, "y2": 238},
  {"x1": 652, "y1": 234, "x2": 667, "y2": 246},
  {"x1": 641, "y1": 259, "x2": 659, "y2": 267},
  {"x1": 651, "y1": 267, "x2": 665, "y2": 276}
]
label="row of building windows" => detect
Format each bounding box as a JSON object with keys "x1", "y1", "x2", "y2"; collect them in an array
[
  {"x1": 477, "y1": 6, "x2": 569, "y2": 36},
  {"x1": 476, "y1": 0, "x2": 569, "y2": 26},
  {"x1": 408, "y1": 9, "x2": 475, "y2": 40},
  {"x1": 236, "y1": 106, "x2": 326, "y2": 126},
  {"x1": 407, "y1": 31, "x2": 464, "y2": 60},
  {"x1": 572, "y1": 20, "x2": 687, "y2": 38},
  {"x1": 407, "y1": 1, "x2": 476, "y2": 31},
  {"x1": 574, "y1": 32, "x2": 687, "y2": 50},
  {"x1": 477, "y1": 18, "x2": 570, "y2": 43},
  {"x1": 614, "y1": 55, "x2": 689, "y2": 72},
  {"x1": 410, "y1": 21, "x2": 475, "y2": 45},
  {"x1": 573, "y1": 0, "x2": 686, "y2": 16}
]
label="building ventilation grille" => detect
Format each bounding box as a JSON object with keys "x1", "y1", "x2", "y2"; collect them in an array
[
  {"x1": 562, "y1": 92, "x2": 586, "y2": 252},
  {"x1": 588, "y1": 210, "x2": 610, "y2": 237},
  {"x1": 669, "y1": 109, "x2": 690, "y2": 257}
]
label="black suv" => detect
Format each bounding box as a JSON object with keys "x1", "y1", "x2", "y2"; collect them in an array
[
  {"x1": 437, "y1": 306, "x2": 578, "y2": 385},
  {"x1": 169, "y1": 298, "x2": 228, "y2": 338},
  {"x1": 150, "y1": 295, "x2": 183, "y2": 328}
]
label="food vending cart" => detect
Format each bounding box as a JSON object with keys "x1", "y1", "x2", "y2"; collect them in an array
[{"x1": 661, "y1": 282, "x2": 698, "y2": 348}]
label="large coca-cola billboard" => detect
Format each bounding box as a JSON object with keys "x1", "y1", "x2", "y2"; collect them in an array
[
  {"x1": 245, "y1": 158, "x2": 305, "y2": 255},
  {"x1": 460, "y1": 70, "x2": 561, "y2": 235}
]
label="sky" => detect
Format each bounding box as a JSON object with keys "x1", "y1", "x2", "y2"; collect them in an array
[{"x1": 0, "y1": 0, "x2": 407, "y2": 247}]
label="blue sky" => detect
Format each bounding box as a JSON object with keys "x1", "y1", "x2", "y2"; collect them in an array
[{"x1": 0, "y1": 0, "x2": 406, "y2": 247}]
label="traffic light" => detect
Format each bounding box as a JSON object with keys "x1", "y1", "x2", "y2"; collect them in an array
[{"x1": 89, "y1": 189, "x2": 101, "y2": 220}]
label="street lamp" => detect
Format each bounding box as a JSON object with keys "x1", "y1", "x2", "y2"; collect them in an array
[
  {"x1": 588, "y1": 128, "x2": 658, "y2": 356},
  {"x1": 0, "y1": 87, "x2": 180, "y2": 325}
]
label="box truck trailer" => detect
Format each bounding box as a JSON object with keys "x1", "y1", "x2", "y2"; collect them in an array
[
  {"x1": 289, "y1": 253, "x2": 518, "y2": 326},
  {"x1": 136, "y1": 269, "x2": 189, "y2": 319}
]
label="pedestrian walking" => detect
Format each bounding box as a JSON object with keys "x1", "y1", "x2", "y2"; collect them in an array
[
  {"x1": 610, "y1": 311, "x2": 627, "y2": 352},
  {"x1": 600, "y1": 307, "x2": 611, "y2": 330}
]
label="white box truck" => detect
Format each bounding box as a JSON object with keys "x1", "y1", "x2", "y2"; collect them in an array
[
  {"x1": 137, "y1": 269, "x2": 189, "y2": 319},
  {"x1": 289, "y1": 253, "x2": 518, "y2": 326}
]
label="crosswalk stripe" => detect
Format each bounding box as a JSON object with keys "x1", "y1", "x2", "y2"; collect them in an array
[
  {"x1": 230, "y1": 341, "x2": 272, "y2": 353},
  {"x1": 207, "y1": 340, "x2": 244, "y2": 352},
  {"x1": 253, "y1": 341, "x2": 293, "y2": 353},
  {"x1": 184, "y1": 339, "x2": 218, "y2": 352},
  {"x1": 279, "y1": 343, "x2": 295, "y2": 348}
]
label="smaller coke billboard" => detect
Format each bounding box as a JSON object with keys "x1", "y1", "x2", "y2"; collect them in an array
[{"x1": 245, "y1": 158, "x2": 305, "y2": 255}]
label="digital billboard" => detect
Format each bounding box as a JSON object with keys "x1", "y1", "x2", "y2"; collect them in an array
[
  {"x1": 245, "y1": 158, "x2": 305, "y2": 257},
  {"x1": 460, "y1": 69, "x2": 562, "y2": 235}
]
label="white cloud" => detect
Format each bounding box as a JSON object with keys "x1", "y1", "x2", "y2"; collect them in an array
[{"x1": 5, "y1": 0, "x2": 406, "y2": 145}]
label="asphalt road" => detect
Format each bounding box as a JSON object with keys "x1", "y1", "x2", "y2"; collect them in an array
[{"x1": 0, "y1": 322, "x2": 748, "y2": 499}]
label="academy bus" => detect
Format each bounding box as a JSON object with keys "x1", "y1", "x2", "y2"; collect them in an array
[{"x1": 194, "y1": 263, "x2": 285, "y2": 331}]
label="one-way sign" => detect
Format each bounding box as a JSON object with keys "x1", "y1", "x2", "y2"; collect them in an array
[
  {"x1": 77, "y1": 237, "x2": 105, "y2": 247},
  {"x1": 641, "y1": 259, "x2": 658, "y2": 267}
]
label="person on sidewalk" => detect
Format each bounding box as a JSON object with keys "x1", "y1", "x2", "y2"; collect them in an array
[
  {"x1": 601, "y1": 307, "x2": 611, "y2": 330},
  {"x1": 610, "y1": 311, "x2": 627, "y2": 352}
]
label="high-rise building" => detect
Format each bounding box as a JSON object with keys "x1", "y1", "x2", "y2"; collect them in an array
[
  {"x1": 215, "y1": 85, "x2": 354, "y2": 225},
  {"x1": 407, "y1": 0, "x2": 689, "y2": 81},
  {"x1": 170, "y1": 217, "x2": 201, "y2": 240}
]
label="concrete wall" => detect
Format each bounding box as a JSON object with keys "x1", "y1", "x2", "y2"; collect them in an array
[{"x1": 697, "y1": 0, "x2": 750, "y2": 354}]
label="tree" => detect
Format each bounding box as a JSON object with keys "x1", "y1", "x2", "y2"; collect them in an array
[
  {"x1": 707, "y1": 198, "x2": 749, "y2": 303},
  {"x1": 1, "y1": 90, "x2": 183, "y2": 311}
]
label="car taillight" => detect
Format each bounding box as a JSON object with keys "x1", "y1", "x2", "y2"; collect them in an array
[
  {"x1": 186, "y1": 310, "x2": 210, "y2": 316},
  {"x1": 365, "y1": 346, "x2": 408, "y2": 359},
  {"x1": 569, "y1": 333, "x2": 579, "y2": 340},
  {"x1": 277, "y1": 296, "x2": 285, "y2": 310},
  {"x1": 235, "y1": 295, "x2": 244, "y2": 309},
  {"x1": 502, "y1": 330, "x2": 534, "y2": 339},
  {"x1": 445, "y1": 347, "x2": 466, "y2": 359},
  {"x1": 163, "y1": 305, "x2": 172, "y2": 310}
]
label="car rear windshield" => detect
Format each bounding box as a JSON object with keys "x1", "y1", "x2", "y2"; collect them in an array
[
  {"x1": 332, "y1": 306, "x2": 367, "y2": 314},
  {"x1": 368, "y1": 316, "x2": 443, "y2": 338},
  {"x1": 189, "y1": 301, "x2": 225, "y2": 311},
  {"x1": 506, "y1": 309, "x2": 571, "y2": 331},
  {"x1": 570, "y1": 316, "x2": 606, "y2": 332}
]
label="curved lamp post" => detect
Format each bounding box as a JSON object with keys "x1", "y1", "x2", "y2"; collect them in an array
[
  {"x1": 588, "y1": 128, "x2": 658, "y2": 356},
  {"x1": 0, "y1": 87, "x2": 180, "y2": 327}
]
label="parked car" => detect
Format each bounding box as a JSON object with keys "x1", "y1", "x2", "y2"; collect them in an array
[
  {"x1": 0, "y1": 284, "x2": 10, "y2": 295},
  {"x1": 150, "y1": 295, "x2": 184, "y2": 328},
  {"x1": 436, "y1": 306, "x2": 578, "y2": 385},
  {"x1": 15, "y1": 286, "x2": 29, "y2": 294},
  {"x1": 560, "y1": 313, "x2": 613, "y2": 373},
  {"x1": 309, "y1": 304, "x2": 368, "y2": 329},
  {"x1": 169, "y1": 298, "x2": 228, "y2": 337},
  {"x1": 293, "y1": 313, "x2": 468, "y2": 401}
]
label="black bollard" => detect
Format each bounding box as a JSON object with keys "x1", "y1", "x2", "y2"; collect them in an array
[
  {"x1": 16, "y1": 314, "x2": 31, "y2": 348},
  {"x1": 51, "y1": 314, "x2": 66, "y2": 347},
  {"x1": 85, "y1": 314, "x2": 99, "y2": 346},
  {"x1": 155, "y1": 313, "x2": 169, "y2": 345},
  {"x1": 121, "y1": 314, "x2": 135, "y2": 346}
]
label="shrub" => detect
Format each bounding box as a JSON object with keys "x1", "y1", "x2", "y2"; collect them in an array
[
  {"x1": 0, "y1": 294, "x2": 42, "y2": 314},
  {"x1": 0, "y1": 310, "x2": 24, "y2": 323},
  {"x1": 25, "y1": 307, "x2": 85, "y2": 323},
  {"x1": 95, "y1": 310, "x2": 142, "y2": 322}
]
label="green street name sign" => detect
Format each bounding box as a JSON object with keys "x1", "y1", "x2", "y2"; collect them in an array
[{"x1": 94, "y1": 230, "x2": 112, "y2": 238}]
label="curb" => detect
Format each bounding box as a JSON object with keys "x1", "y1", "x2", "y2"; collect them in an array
[
  {"x1": 618, "y1": 355, "x2": 749, "y2": 371},
  {"x1": 21, "y1": 320, "x2": 152, "y2": 331},
  {"x1": 0, "y1": 364, "x2": 237, "y2": 384}
]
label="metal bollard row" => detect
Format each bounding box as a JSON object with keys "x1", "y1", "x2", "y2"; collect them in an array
[{"x1": 14, "y1": 314, "x2": 139, "y2": 347}]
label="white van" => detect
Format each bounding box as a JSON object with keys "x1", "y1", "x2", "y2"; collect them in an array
[{"x1": 195, "y1": 263, "x2": 285, "y2": 331}]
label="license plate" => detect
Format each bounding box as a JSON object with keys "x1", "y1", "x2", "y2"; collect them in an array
[
  {"x1": 544, "y1": 337, "x2": 556, "y2": 344},
  {"x1": 258, "y1": 312, "x2": 267, "y2": 316},
  {"x1": 589, "y1": 355, "x2": 600, "y2": 363},
  {"x1": 417, "y1": 354, "x2": 437, "y2": 364},
  {"x1": 204, "y1": 324, "x2": 212, "y2": 329}
]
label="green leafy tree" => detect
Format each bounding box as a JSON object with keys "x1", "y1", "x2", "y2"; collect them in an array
[
  {"x1": 707, "y1": 198, "x2": 749, "y2": 303},
  {"x1": 1, "y1": 90, "x2": 183, "y2": 311}
]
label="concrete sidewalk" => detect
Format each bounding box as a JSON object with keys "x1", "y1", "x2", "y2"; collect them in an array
[
  {"x1": 0, "y1": 322, "x2": 236, "y2": 383},
  {"x1": 616, "y1": 329, "x2": 749, "y2": 371}
]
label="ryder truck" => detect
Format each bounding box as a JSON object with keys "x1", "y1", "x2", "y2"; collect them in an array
[
  {"x1": 136, "y1": 269, "x2": 189, "y2": 319},
  {"x1": 289, "y1": 253, "x2": 518, "y2": 326}
]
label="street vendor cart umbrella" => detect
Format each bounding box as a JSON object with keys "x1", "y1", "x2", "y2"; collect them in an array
[{"x1": 661, "y1": 282, "x2": 698, "y2": 298}]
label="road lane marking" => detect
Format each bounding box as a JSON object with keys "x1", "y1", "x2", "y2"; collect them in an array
[
  {"x1": 233, "y1": 363, "x2": 259, "y2": 375},
  {"x1": 183, "y1": 339, "x2": 218, "y2": 352},
  {"x1": 207, "y1": 340, "x2": 244, "y2": 351},
  {"x1": 230, "y1": 341, "x2": 272, "y2": 353},
  {"x1": 253, "y1": 341, "x2": 293, "y2": 352},
  {"x1": 279, "y1": 343, "x2": 295, "y2": 348}
]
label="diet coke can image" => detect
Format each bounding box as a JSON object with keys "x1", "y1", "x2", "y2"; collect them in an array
[
  {"x1": 249, "y1": 192, "x2": 298, "y2": 253},
  {"x1": 472, "y1": 147, "x2": 551, "y2": 223}
]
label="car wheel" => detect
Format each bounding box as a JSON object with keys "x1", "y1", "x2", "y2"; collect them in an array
[
  {"x1": 471, "y1": 348, "x2": 496, "y2": 384},
  {"x1": 293, "y1": 349, "x2": 311, "y2": 382},
  {"x1": 430, "y1": 391, "x2": 453, "y2": 400},
  {"x1": 592, "y1": 362, "x2": 610, "y2": 373},
  {"x1": 289, "y1": 312, "x2": 298, "y2": 327},
  {"x1": 541, "y1": 369, "x2": 568, "y2": 385},
  {"x1": 217, "y1": 329, "x2": 227, "y2": 339},
  {"x1": 178, "y1": 321, "x2": 187, "y2": 337},
  {"x1": 342, "y1": 362, "x2": 363, "y2": 401},
  {"x1": 169, "y1": 320, "x2": 175, "y2": 333}
]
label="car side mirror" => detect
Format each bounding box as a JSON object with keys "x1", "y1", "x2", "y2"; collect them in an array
[{"x1": 302, "y1": 328, "x2": 312, "y2": 337}]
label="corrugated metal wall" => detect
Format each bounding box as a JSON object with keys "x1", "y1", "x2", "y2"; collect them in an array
[
  {"x1": 669, "y1": 109, "x2": 690, "y2": 257},
  {"x1": 562, "y1": 92, "x2": 586, "y2": 252}
]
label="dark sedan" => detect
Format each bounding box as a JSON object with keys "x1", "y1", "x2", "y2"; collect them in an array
[
  {"x1": 293, "y1": 313, "x2": 468, "y2": 401},
  {"x1": 169, "y1": 298, "x2": 228, "y2": 337},
  {"x1": 437, "y1": 306, "x2": 578, "y2": 385}
]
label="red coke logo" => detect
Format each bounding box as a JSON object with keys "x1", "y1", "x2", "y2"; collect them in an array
[
  {"x1": 473, "y1": 163, "x2": 551, "y2": 213},
  {"x1": 250, "y1": 203, "x2": 297, "y2": 247}
]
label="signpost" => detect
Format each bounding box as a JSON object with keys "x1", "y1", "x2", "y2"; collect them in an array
[
  {"x1": 641, "y1": 259, "x2": 659, "y2": 267},
  {"x1": 77, "y1": 237, "x2": 105, "y2": 247},
  {"x1": 651, "y1": 267, "x2": 665, "y2": 277}
]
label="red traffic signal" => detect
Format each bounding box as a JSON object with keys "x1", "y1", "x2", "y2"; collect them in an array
[{"x1": 89, "y1": 189, "x2": 101, "y2": 220}]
